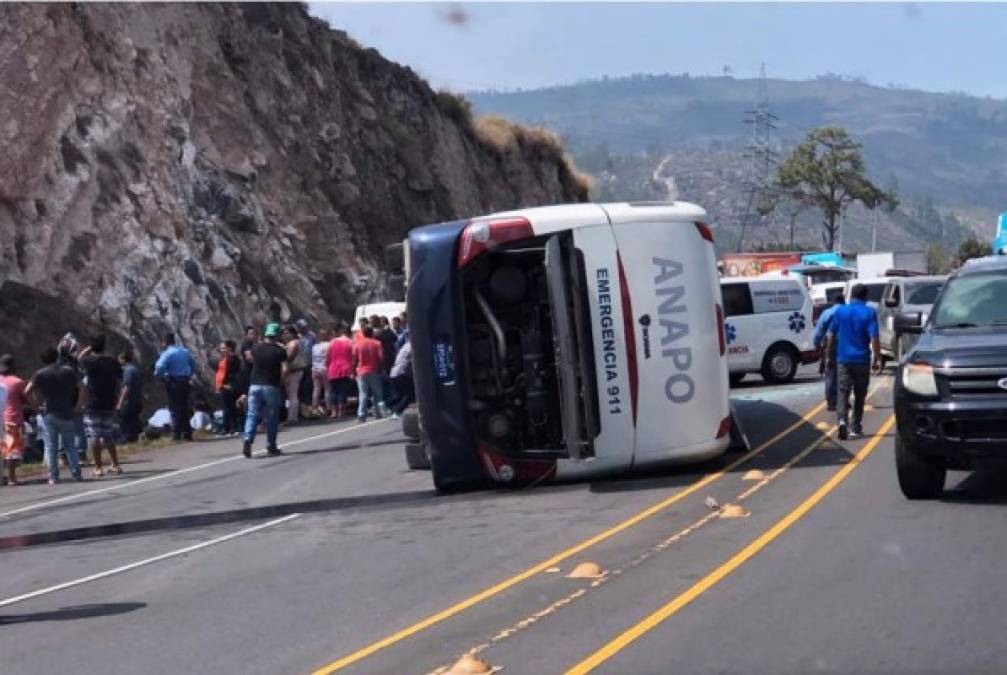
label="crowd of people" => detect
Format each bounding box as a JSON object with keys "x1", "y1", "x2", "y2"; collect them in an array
[{"x1": 0, "y1": 311, "x2": 412, "y2": 487}]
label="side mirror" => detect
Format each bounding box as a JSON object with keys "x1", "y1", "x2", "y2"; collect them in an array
[
  {"x1": 883, "y1": 296, "x2": 899, "y2": 308},
  {"x1": 894, "y1": 312, "x2": 923, "y2": 335}
]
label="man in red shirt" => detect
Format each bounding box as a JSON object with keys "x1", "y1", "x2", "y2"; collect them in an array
[{"x1": 352, "y1": 326, "x2": 389, "y2": 422}]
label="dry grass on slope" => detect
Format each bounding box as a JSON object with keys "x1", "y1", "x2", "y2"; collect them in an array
[{"x1": 474, "y1": 115, "x2": 594, "y2": 200}]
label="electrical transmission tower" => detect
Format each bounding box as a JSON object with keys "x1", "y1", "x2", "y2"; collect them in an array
[{"x1": 737, "y1": 64, "x2": 780, "y2": 251}]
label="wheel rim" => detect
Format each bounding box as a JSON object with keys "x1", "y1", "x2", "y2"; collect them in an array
[{"x1": 770, "y1": 352, "x2": 792, "y2": 378}]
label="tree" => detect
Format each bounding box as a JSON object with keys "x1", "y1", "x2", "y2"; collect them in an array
[
  {"x1": 774, "y1": 127, "x2": 898, "y2": 251},
  {"x1": 949, "y1": 234, "x2": 992, "y2": 270},
  {"x1": 926, "y1": 242, "x2": 948, "y2": 274}
]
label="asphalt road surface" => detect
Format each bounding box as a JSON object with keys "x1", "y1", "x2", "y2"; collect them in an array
[{"x1": 3, "y1": 366, "x2": 1007, "y2": 675}]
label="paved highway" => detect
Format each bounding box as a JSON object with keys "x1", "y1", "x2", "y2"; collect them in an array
[{"x1": 1, "y1": 368, "x2": 1005, "y2": 674}]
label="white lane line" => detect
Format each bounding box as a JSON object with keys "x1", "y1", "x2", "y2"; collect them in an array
[
  {"x1": 0, "y1": 513, "x2": 301, "y2": 608},
  {"x1": 0, "y1": 418, "x2": 394, "y2": 520}
]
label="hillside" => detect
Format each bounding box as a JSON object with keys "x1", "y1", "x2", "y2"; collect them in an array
[
  {"x1": 0, "y1": 3, "x2": 588, "y2": 375},
  {"x1": 471, "y1": 74, "x2": 1007, "y2": 251}
]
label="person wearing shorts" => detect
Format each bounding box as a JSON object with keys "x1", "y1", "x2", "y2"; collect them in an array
[
  {"x1": 310, "y1": 328, "x2": 332, "y2": 417},
  {"x1": 78, "y1": 335, "x2": 124, "y2": 476},
  {"x1": 0, "y1": 355, "x2": 24, "y2": 486}
]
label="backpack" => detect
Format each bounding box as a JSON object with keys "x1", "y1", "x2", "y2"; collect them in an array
[{"x1": 289, "y1": 341, "x2": 310, "y2": 372}]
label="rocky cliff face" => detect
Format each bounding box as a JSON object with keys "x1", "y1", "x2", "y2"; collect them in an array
[{"x1": 0, "y1": 3, "x2": 587, "y2": 373}]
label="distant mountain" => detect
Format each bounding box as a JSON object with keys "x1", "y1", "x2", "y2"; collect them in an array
[{"x1": 470, "y1": 74, "x2": 1007, "y2": 252}]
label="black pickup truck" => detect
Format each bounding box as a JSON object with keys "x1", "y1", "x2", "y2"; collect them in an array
[{"x1": 894, "y1": 256, "x2": 1007, "y2": 499}]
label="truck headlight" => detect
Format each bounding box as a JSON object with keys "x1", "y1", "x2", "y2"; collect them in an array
[{"x1": 902, "y1": 363, "x2": 937, "y2": 396}]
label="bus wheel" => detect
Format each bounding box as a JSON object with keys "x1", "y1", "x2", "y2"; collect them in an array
[{"x1": 405, "y1": 442, "x2": 431, "y2": 470}]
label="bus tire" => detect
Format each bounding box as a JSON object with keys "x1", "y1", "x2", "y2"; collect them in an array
[
  {"x1": 401, "y1": 410, "x2": 420, "y2": 441},
  {"x1": 405, "y1": 442, "x2": 430, "y2": 470}
]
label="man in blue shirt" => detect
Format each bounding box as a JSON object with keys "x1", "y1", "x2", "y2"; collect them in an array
[
  {"x1": 154, "y1": 333, "x2": 197, "y2": 441},
  {"x1": 825, "y1": 284, "x2": 881, "y2": 440},
  {"x1": 813, "y1": 294, "x2": 845, "y2": 412}
]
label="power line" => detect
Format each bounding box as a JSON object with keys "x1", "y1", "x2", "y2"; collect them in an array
[{"x1": 737, "y1": 63, "x2": 781, "y2": 251}]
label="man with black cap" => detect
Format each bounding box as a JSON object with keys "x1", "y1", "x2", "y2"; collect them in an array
[{"x1": 243, "y1": 323, "x2": 287, "y2": 458}]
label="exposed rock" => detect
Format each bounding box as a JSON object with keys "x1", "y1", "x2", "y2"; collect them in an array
[{"x1": 0, "y1": 3, "x2": 588, "y2": 377}]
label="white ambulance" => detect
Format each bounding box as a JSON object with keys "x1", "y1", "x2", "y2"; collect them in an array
[
  {"x1": 721, "y1": 276, "x2": 818, "y2": 385},
  {"x1": 398, "y1": 201, "x2": 734, "y2": 491}
]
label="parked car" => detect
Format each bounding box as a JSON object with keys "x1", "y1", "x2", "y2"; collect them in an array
[
  {"x1": 847, "y1": 277, "x2": 889, "y2": 311},
  {"x1": 721, "y1": 276, "x2": 818, "y2": 386},
  {"x1": 893, "y1": 256, "x2": 1007, "y2": 499},
  {"x1": 877, "y1": 275, "x2": 946, "y2": 363},
  {"x1": 397, "y1": 201, "x2": 734, "y2": 492}
]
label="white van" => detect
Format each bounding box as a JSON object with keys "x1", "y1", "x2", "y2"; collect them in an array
[
  {"x1": 847, "y1": 277, "x2": 888, "y2": 311},
  {"x1": 399, "y1": 201, "x2": 733, "y2": 491},
  {"x1": 721, "y1": 277, "x2": 817, "y2": 385},
  {"x1": 810, "y1": 281, "x2": 847, "y2": 307}
]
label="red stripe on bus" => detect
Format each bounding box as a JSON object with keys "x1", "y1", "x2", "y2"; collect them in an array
[{"x1": 617, "y1": 254, "x2": 639, "y2": 428}]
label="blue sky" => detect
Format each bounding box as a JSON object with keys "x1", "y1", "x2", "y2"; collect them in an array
[{"x1": 309, "y1": 3, "x2": 1007, "y2": 98}]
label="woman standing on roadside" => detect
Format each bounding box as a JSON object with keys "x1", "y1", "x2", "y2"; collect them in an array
[
  {"x1": 310, "y1": 328, "x2": 332, "y2": 417},
  {"x1": 326, "y1": 325, "x2": 354, "y2": 419},
  {"x1": 215, "y1": 340, "x2": 242, "y2": 436},
  {"x1": 0, "y1": 355, "x2": 26, "y2": 486},
  {"x1": 282, "y1": 325, "x2": 306, "y2": 423}
]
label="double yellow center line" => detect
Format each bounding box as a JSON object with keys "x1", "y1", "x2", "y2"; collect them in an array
[
  {"x1": 313, "y1": 401, "x2": 827, "y2": 674},
  {"x1": 564, "y1": 413, "x2": 896, "y2": 673}
]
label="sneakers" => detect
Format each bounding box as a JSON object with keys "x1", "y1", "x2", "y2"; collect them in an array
[
  {"x1": 837, "y1": 424, "x2": 849, "y2": 441},
  {"x1": 849, "y1": 427, "x2": 863, "y2": 440},
  {"x1": 242, "y1": 440, "x2": 252, "y2": 458},
  {"x1": 48, "y1": 477, "x2": 58, "y2": 485},
  {"x1": 72, "y1": 471, "x2": 83, "y2": 482},
  {"x1": 266, "y1": 447, "x2": 283, "y2": 456},
  {"x1": 357, "y1": 416, "x2": 366, "y2": 423}
]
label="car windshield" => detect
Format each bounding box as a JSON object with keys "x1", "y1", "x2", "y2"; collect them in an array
[
  {"x1": 904, "y1": 281, "x2": 943, "y2": 305},
  {"x1": 865, "y1": 284, "x2": 885, "y2": 303},
  {"x1": 931, "y1": 273, "x2": 1007, "y2": 328}
]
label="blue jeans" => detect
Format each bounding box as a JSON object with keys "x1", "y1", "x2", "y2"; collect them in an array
[
  {"x1": 824, "y1": 363, "x2": 837, "y2": 409},
  {"x1": 356, "y1": 373, "x2": 386, "y2": 419},
  {"x1": 244, "y1": 385, "x2": 281, "y2": 449},
  {"x1": 42, "y1": 414, "x2": 82, "y2": 480}
]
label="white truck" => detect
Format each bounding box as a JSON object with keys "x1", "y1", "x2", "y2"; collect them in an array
[{"x1": 856, "y1": 251, "x2": 926, "y2": 280}]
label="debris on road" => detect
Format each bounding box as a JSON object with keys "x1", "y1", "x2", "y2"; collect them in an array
[{"x1": 566, "y1": 561, "x2": 605, "y2": 579}]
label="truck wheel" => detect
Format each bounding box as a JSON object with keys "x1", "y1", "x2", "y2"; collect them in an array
[
  {"x1": 761, "y1": 344, "x2": 798, "y2": 384},
  {"x1": 405, "y1": 442, "x2": 430, "y2": 470},
  {"x1": 895, "y1": 435, "x2": 945, "y2": 499},
  {"x1": 729, "y1": 373, "x2": 746, "y2": 387},
  {"x1": 401, "y1": 410, "x2": 420, "y2": 441}
]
